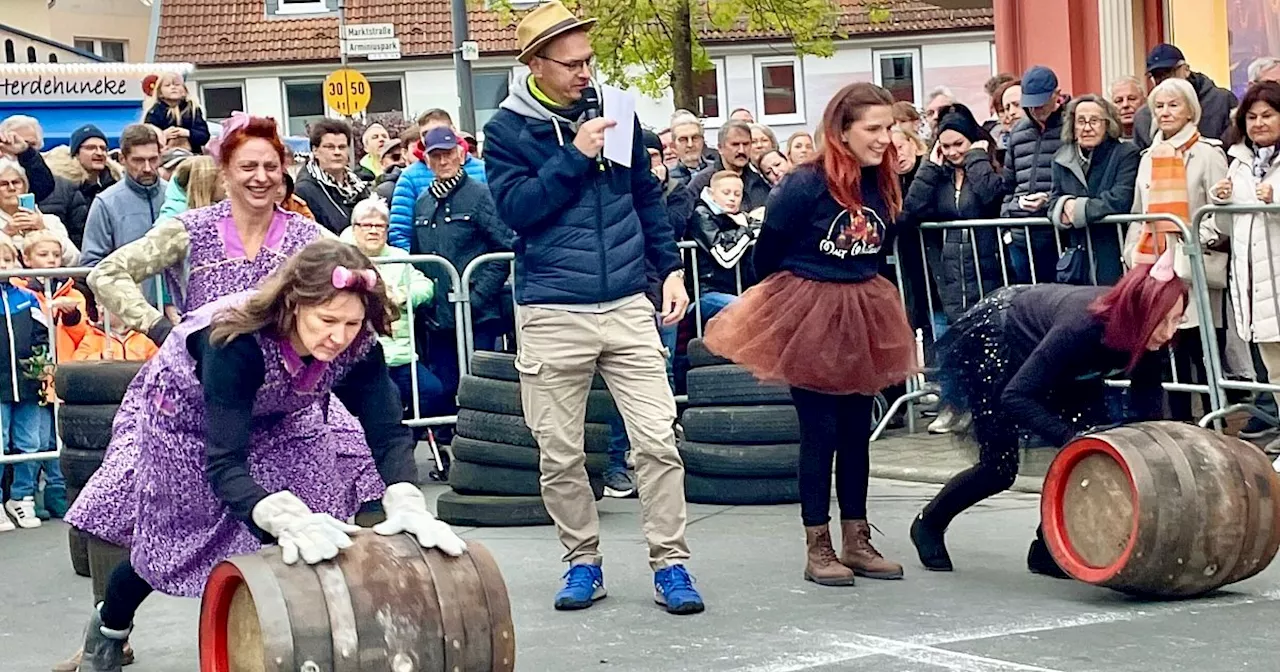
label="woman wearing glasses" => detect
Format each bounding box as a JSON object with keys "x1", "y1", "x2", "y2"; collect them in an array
[{"x1": 1048, "y1": 94, "x2": 1141, "y2": 286}]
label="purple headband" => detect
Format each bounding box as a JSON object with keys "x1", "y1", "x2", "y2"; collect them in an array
[
  {"x1": 332, "y1": 266, "x2": 378, "y2": 291},
  {"x1": 208, "y1": 111, "x2": 276, "y2": 164}
]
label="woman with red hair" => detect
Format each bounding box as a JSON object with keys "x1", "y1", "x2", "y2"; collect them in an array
[
  {"x1": 705, "y1": 83, "x2": 917, "y2": 587},
  {"x1": 910, "y1": 255, "x2": 1185, "y2": 575},
  {"x1": 59, "y1": 114, "x2": 358, "y2": 670}
]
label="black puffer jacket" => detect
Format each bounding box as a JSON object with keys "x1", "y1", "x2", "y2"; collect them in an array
[
  {"x1": 1132, "y1": 72, "x2": 1237, "y2": 150},
  {"x1": 411, "y1": 173, "x2": 515, "y2": 329},
  {"x1": 38, "y1": 177, "x2": 89, "y2": 248},
  {"x1": 687, "y1": 191, "x2": 759, "y2": 296},
  {"x1": 1000, "y1": 106, "x2": 1068, "y2": 283},
  {"x1": 904, "y1": 149, "x2": 1006, "y2": 321}
]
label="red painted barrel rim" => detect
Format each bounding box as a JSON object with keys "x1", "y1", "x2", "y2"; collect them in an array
[
  {"x1": 1042, "y1": 437, "x2": 1139, "y2": 584},
  {"x1": 199, "y1": 562, "x2": 245, "y2": 672}
]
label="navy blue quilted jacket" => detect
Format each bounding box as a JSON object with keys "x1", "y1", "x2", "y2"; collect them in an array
[{"x1": 482, "y1": 79, "x2": 682, "y2": 306}]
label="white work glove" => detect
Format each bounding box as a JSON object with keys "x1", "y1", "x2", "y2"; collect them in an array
[
  {"x1": 372, "y1": 483, "x2": 467, "y2": 556},
  {"x1": 251, "y1": 490, "x2": 360, "y2": 565}
]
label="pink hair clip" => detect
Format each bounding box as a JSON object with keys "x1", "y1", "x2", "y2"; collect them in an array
[
  {"x1": 1149, "y1": 247, "x2": 1176, "y2": 283},
  {"x1": 332, "y1": 266, "x2": 378, "y2": 291}
]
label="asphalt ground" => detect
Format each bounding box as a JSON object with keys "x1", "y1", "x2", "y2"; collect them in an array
[{"x1": 3, "y1": 473, "x2": 1278, "y2": 672}]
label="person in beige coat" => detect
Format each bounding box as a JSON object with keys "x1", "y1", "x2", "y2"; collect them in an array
[{"x1": 1127, "y1": 76, "x2": 1229, "y2": 420}]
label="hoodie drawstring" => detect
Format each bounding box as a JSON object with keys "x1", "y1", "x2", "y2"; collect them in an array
[{"x1": 552, "y1": 118, "x2": 565, "y2": 147}]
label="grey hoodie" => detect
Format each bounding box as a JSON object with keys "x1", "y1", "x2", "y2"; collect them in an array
[{"x1": 499, "y1": 77, "x2": 583, "y2": 144}]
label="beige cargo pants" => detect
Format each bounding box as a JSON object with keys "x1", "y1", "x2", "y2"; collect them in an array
[{"x1": 514, "y1": 294, "x2": 691, "y2": 570}]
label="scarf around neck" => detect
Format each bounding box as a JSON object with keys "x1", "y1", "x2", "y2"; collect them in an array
[
  {"x1": 1134, "y1": 123, "x2": 1201, "y2": 264},
  {"x1": 305, "y1": 158, "x2": 366, "y2": 204},
  {"x1": 429, "y1": 173, "x2": 464, "y2": 200}
]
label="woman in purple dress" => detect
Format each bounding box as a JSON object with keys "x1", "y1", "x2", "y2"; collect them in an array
[
  {"x1": 70, "y1": 240, "x2": 466, "y2": 672},
  {"x1": 70, "y1": 115, "x2": 382, "y2": 552}
]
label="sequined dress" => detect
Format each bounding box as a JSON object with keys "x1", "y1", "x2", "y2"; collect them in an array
[
  {"x1": 66, "y1": 204, "x2": 383, "y2": 548},
  {"x1": 71, "y1": 293, "x2": 381, "y2": 596}
]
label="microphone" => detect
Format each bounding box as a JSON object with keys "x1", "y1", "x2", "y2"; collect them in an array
[
  {"x1": 580, "y1": 86, "x2": 605, "y2": 167},
  {"x1": 582, "y1": 86, "x2": 601, "y2": 121}
]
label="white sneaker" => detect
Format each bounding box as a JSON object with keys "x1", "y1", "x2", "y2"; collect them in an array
[
  {"x1": 0, "y1": 509, "x2": 13, "y2": 532},
  {"x1": 928, "y1": 408, "x2": 957, "y2": 434},
  {"x1": 4, "y1": 497, "x2": 41, "y2": 529}
]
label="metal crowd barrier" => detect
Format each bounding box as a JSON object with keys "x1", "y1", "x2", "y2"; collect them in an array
[
  {"x1": 879, "y1": 210, "x2": 1223, "y2": 439},
  {"x1": 1193, "y1": 203, "x2": 1280, "y2": 430}
]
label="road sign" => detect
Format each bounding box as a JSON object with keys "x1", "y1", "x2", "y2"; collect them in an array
[
  {"x1": 341, "y1": 37, "x2": 401, "y2": 59},
  {"x1": 461, "y1": 40, "x2": 480, "y2": 61},
  {"x1": 341, "y1": 23, "x2": 395, "y2": 41},
  {"x1": 323, "y1": 68, "x2": 372, "y2": 117}
]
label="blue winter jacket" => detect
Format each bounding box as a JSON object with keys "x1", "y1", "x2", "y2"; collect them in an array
[
  {"x1": 388, "y1": 155, "x2": 487, "y2": 251},
  {"x1": 481, "y1": 79, "x2": 682, "y2": 305}
]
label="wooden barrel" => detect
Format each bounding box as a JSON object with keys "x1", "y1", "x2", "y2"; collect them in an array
[
  {"x1": 198, "y1": 534, "x2": 514, "y2": 672},
  {"x1": 1042, "y1": 421, "x2": 1280, "y2": 598}
]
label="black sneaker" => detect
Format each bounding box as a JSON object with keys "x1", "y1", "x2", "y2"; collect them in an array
[
  {"x1": 603, "y1": 471, "x2": 636, "y2": 498},
  {"x1": 1026, "y1": 538, "x2": 1070, "y2": 579},
  {"x1": 910, "y1": 515, "x2": 953, "y2": 571}
]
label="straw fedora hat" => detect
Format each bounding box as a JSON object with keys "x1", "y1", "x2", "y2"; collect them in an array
[{"x1": 516, "y1": 1, "x2": 597, "y2": 64}]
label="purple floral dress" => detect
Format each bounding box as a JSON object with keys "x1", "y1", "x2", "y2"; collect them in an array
[
  {"x1": 66, "y1": 203, "x2": 383, "y2": 549},
  {"x1": 72, "y1": 292, "x2": 381, "y2": 596}
]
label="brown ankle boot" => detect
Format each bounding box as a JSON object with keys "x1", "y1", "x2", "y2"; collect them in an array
[
  {"x1": 804, "y1": 525, "x2": 857, "y2": 586},
  {"x1": 840, "y1": 519, "x2": 904, "y2": 580}
]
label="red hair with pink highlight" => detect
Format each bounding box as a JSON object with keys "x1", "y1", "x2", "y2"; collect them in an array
[
  {"x1": 816, "y1": 82, "x2": 902, "y2": 221},
  {"x1": 1089, "y1": 264, "x2": 1188, "y2": 372},
  {"x1": 213, "y1": 115, "x2": 286, "y2": 171}
]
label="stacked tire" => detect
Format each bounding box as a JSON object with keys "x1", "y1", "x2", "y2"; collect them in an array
[
  {"x1": 56, "y1": 361, "x2": 142, "y2": 599},
  {"x1": 436, "y1": 352, "x2": 611, "y2": 527},
  {"x1": 679, "y1": 339, "x2": 801, "y2": 505}
]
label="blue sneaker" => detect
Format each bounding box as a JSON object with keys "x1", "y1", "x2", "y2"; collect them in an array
[
  {"x1": 654, "y1": 564, "x2": 705, "y2": 615},
  {"x1": 554, "y1": 564, "x2": 606, "y2": 610}
]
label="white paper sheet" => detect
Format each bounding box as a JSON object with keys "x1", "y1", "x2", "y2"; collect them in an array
[{"x1": 602, "y1": 84, "x2": 636, "y2": 168}]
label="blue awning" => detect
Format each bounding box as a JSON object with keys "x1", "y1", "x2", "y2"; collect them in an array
[{"x1": 0, "y1": 102, "x2": 144, "y2": 150}]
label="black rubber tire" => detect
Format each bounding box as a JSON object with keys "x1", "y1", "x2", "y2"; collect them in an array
[
  {"x1": 88, "y1": 536, "x2": 131, "y2": 604},
  {"x1": 686, "y1": 338, "x2": 732, "y2": 369},
  {"x1": 448, "y1": 459, "x2": 604, "y2": 499},
  {"x1": 454, "y1": 409, "x2": 611, "y2": 454},
  {"x1": 68, "y1": 527, "x2": 90, "y2": 578},
  {"x1": 686, "y1": 365, "x2": 792, "y2": 406},
  {"x1": 469, "y1": 351, "x2": 607, "y2": 389},
  {"x1": 60, "y1": 446, "x2": 106, "y2": 490},
  {"x1": 434, "y1": 490, "x2": 553, "y2": 527},
  {"x1": 684, "y1": 473, "x2": 800, "y2": 505},
  {"x1": 58, "y1": 405, "x2": 117, "y2": 452},
  {"x1": 456, "y1": 375, "x2": 620, "y2": 424},
  {"x1": 681, "y1": 405, "x2": 800, "y2": 444},
  {"x1": 450, "y1": 436, "x2": 608, "y2": 474},
  {"x1": 679, "y1": 440, "x2": 799, "y2": 478},
  {"x1": 54, "y1": 361, "x2": 144, "y2": 406}
]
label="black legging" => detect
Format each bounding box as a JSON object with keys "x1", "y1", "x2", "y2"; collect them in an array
[
  {"x1": 792, "y1": 388, "x2": 873, "y2": 527},
  {"x1": 99, "y1": 561, "x2": 153, "y2": 631},
  {"x1": 920, "y1": 419, "x2": 1020, "y2": 529}
]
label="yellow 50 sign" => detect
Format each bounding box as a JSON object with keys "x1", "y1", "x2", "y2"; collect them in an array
[{"x1": 323, "y1": 68, "x2": 372, "y2": 117}]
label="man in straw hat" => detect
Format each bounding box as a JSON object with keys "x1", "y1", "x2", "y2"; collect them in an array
[{"x1": 482, "y1": 0, "x2": 703, "y2": 615}]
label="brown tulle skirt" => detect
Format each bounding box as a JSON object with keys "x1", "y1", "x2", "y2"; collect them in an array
[{"x1": 703, "y1": 272, "x2": 918, "y2": 395}]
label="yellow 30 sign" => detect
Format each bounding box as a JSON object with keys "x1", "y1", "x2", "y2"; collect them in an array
[{"x1": 323, "y1": 68, "x2": 371, "y2": 116}]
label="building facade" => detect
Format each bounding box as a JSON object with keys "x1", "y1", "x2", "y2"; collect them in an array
[{"x1": 1, "y1": 0, "x2": 154, "y2": 63}]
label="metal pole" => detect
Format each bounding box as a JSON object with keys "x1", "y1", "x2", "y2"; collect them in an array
[
  {"x1": 451, "y1": 0, "x2": 477, "y2": 133},
  {"x1": 337, "y1": 0, "x2": 349, "y2": 69}
]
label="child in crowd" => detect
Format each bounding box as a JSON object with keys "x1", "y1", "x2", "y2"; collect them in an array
[
  {"x1": 143, "y1": 72, "x2": 211, "y2": 154},
  {"x1": 0, "y1": 233, "x2": 58, "y2": 530},
  {"x1": 688, "y1": 170, "x2": 759, "y2": 322},
  {"x1": 71, "y1": 303, "x2": 159, "y2": 361}
]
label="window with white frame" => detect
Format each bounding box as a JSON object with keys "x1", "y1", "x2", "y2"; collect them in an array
[
  {"x1": 692, "y1": 60, "x2": 726, "y2": 125},
  {"x1": 473, "y1": 70, "x2": 511, "y2": 130},
  {"x1": 274, "y1": 0, "x2": 331, "y2": 15},
  {"x1": 74, "y1": 38, "x2": 126, "y2": 62},
  {"x1": 754, "y1": 56, "x2": 804, "y2": 125},
  {"x1": 201, "y1": 84, "x2": 245, "y2": 122},
  {"x1": 284, "y1": 81, "x2": 325, "y2": 137},
  {"x1": 367, "y1": 79, "x2": 404, "y2": 115},
  {"x1": 873, "y1": 49, "x2": 922, "y2": 105}
]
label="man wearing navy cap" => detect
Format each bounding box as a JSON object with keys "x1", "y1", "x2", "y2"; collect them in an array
[
  {"x1": 999, "y1": 65, "x2": 1068, "y2": 285},
  {"x1": 1131, "y1": 43, "x2": 1236, "y2": 150}
]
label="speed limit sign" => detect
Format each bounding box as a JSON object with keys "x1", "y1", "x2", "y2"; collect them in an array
[{"x1": 323, "y1": 68, "x2": 372, "y2": 116}]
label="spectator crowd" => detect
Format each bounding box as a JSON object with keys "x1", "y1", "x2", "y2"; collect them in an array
[{"x1": 1, "y1": 41, "x2": 1280, "y2": 535}]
